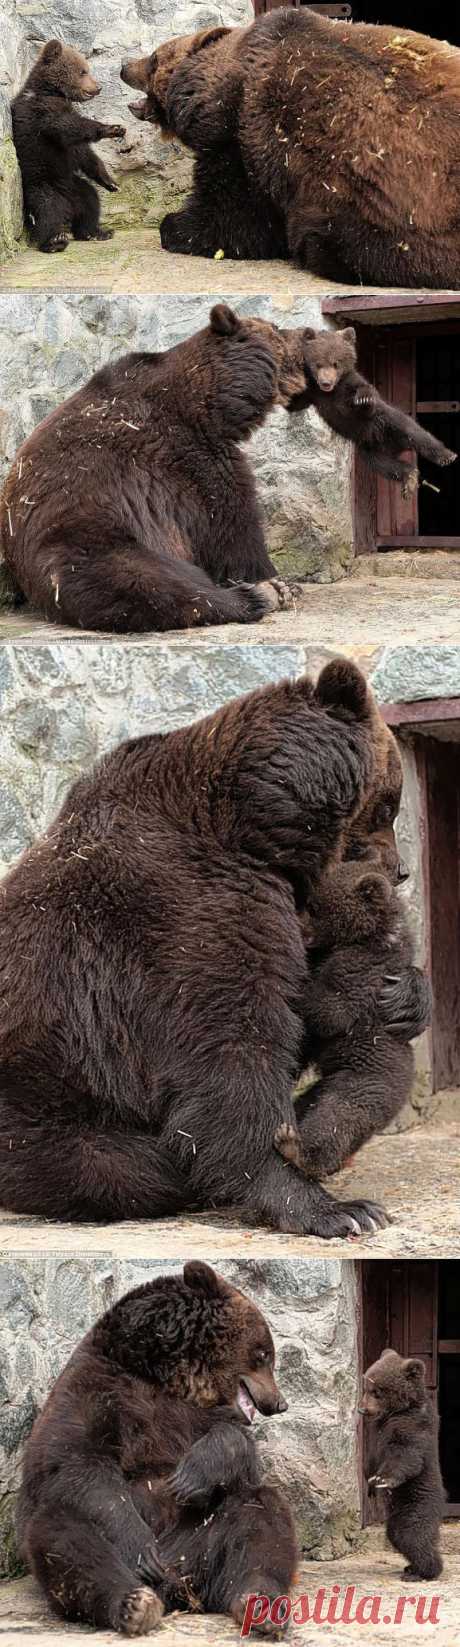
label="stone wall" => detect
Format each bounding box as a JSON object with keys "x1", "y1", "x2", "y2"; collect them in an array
[
  {"x1": 0, "y1": 0, "x2": 253, "y2": 258},
  {"x1": 0, "y1": 290, "x2": 354, "y2": 584},
  {"x1": 0, "y1": 1256, "x2": 360, "y2": 1579}
]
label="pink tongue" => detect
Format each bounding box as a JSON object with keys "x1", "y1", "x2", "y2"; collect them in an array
[{"x1": 237, "y1": 1383, "x2": 256, "y2": 1422}]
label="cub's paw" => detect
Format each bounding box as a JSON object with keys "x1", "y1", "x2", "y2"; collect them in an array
[
  {"x1": 274, "y1": 1122, "x2": 304, "y2": 1169},
  {"x1": 118, "y1": 1586, "x2": 164, "y2": 1637},
  {"x1": 373, "y1": 1474, "x2": 396, "y2": 1490},
  {"x1": 353, "y1": 391, "x2": 375, "y2": 407},
  {"x1": 435, "y1": 446, "x2": 457, "y2": 466},
  {"x1": 107, "y1": 123, "x2": 127, "y2": 139},
  {"x1": 41, "y1": 233, "x2": 69, "y2": 254}
]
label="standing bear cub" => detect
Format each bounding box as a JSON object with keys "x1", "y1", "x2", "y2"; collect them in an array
[
  {"x1": 360, "y1": 1349, "x2": 444, "y2": 1582},
  {"x1": 12, "y1": 41, "x2": 126, "y2": 253},
  {"x1": 17, "y1": 1261, "x2": 297, "y2": 1636}
]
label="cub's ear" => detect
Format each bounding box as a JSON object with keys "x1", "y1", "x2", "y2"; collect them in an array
[
  {"x1": 341, "y1": 326, "x2": 357, "y2": 345},
  {"x1": 190, "y1": 26, "x2": 231, "y2": 56},
  {"x1": 404, "y1": 1357, "x2": 426, "y2": 1384},
  {"x1": 315, "y1": 658, "x2": 370, "y2": 722},
  {"x1": 302, "y1": 328, "x2": 317, "y2": 342},
  {"x1": 210, "y1": 304, "x2": 242, "y2": 337},
  {"x1": 183, "y1": 1260, "x2": 223, "y2": 1297},
  {"x1": 41, "y1": 39, "x2": 63, "y2": 63}
]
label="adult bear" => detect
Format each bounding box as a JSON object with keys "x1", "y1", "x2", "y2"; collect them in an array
[
  {"x1": 1, "y1": 305, "x2": 309, "y2": 634},
  {"x1": 0, "y1": 657, "x2": 428, "y2": 1236},
  {"x1": 121, "y1": 10, "x2": 460, "y2": 288},
  {"x1": 18, "y1": 1263, "x2": 297, "y2": 1636}
]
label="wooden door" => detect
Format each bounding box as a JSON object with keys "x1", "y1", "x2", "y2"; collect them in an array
[{"x1": 418, "y1": 738, "x2": 460, "y2": 1091}]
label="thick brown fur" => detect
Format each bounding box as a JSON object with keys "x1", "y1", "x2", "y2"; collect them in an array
[
  {"x1": 17, "y1": 1262, "x2": 297, "y2": 1635},
  {"x1": 0, "y1": 657, "x2": 423, "y2": 1235},
  {"x1": 360, "y1": 1349, "x2": 444, "y2": 1582},
  {"x1": 1, "y1": 305, "x2": 312, "y2": 633},
  {"x1": 275, "y1": 855, "x2": 431, "y2": 1181},
  {"x1": 12, "y1": 41, "x2": 125, "y2": 253},
  {"x1": 121, "y1": 11, "x2": 460, "y2": 287},
  {"x1": 293, "y1": 328, "x2": 456, "y2": 493}
]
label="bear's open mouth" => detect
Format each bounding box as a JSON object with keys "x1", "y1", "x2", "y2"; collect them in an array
[{"x1": 236, "y1": 1380, "x2": 256, "y2": 1423}]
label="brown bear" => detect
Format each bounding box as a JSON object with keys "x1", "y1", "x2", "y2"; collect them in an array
[
  {"x1": 293, "y1": 328, "x2": 456, "y2": 494},
  {"x1": 360, "y1": 1349, "x2": 444, "y2": 1582},
  {"x1": 12, "y1": 41, "x2": 126, "y2": 253},
  {"x1": 1, "y1": 305, "x2": 312, "y2": 633},
  {"x1": 121, "y1": 10, "x2": 460, "y2": 288},
  {"x1": 17, "y1": 1261, "x2": 297, "y2": 1636},
  {"x1": 274, "y1": 856, "x2": 430, "y2": 1181},
  {"x1": 0, "y1": 657, "x2": 427, "y2": 1236}
]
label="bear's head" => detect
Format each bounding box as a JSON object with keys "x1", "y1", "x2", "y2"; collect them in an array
[
  {"x1": 359, "y1": 1348, "x2": 427, "y2": 1419},
  {"x1": 93, "y1": 1261, "x2": 288, "y2": 1423},
  {"x1": 120, "y1": 27, "x2": 232, "y2": 131},
  {"x1": 209, "y1": 304, "x2": 317, "y2": 408},
  {"x1": 305, "y1": 860, "x2": 397, "y2": 952},
  {"x1": 313, "y1": 659, "x2": 405, "y2": 885},
  {"x1": 302, "y1": 326, "x2": 357, "y2": 393},
  {"x1": 28, "y1": 40, "x2": 101, "y2": 102}
]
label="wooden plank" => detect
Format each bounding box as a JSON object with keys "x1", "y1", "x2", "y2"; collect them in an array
[
  {"x1": 322, "y1": 294, "x2": 460, "y2": 326},
  {"x1": 381, "y1": 699, "x2": 460, "y2": 726},
  {"x1": 438, "y1": 1341, "x2": 460, "y2": 1355},
  {"x1": 416, "y1": 401, "x2": 460, "y2": 414},
  {"x1": 352, "y1": 326, "x2": 378, "y2": 554},
  {"x1": 377, "y1": 535, "x2": 460, "y2": 549},
  {"x1": 359, "y1": 1263, "x2": 389, "y2": 1527}
]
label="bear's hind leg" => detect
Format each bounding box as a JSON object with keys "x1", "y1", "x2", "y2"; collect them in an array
[
  {"x1": 35, "y1": 543, "x2": 283, "y2": 633},
  {"x1": 28, "y1": 187, "x2": 70, "y2": 253},
  {"x1": 156, "y1": 1483, "x2": 297, "y2": 1633},
  {"x1": 72, "y1": 176, "x2": 113, "y2": 242},
  {"x1": 26, "y1": 1511, "x2": 164, "y2": 1635},
  {"x1": 161, "y1": 147, "x2": 287, "y2": 261}
]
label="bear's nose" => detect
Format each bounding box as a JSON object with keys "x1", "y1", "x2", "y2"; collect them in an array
[
  {"x1": 276, "y1": 1391, "x2": 288, "y2": 1414},
  {"x1": 397, "y1": 859, "x2": 410, "y2": 883}
]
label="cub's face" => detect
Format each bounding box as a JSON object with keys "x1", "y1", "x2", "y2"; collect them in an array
[
  {"x1": 303, "y1": 326, "x2": 357, "y2": 392},
  {"x1": 182, "y1": 1262, "x2": 288, "y2": 1423},
  {"x1": 359, "y1": 1348, "x2": 427, "y2": 1418},
  {"x1": 345, "y1": 723, "x2": 406, "y2": 885},
  {"x1": 32, "y1": 41, "x2": 101, "y2": 101}
]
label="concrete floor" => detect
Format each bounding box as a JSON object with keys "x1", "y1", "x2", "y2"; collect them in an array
[
  {"x1": 0, "y1": 575, "x2": 459, "y2": 655},
  {"x1": 0, "y1": 231, "x2": 406, "y2": 298},
  {"x1": 1, "y1": 1117, "x2": 458, "y2": 1260},
  {"x1": 2, "y1": 1529, "x2": 459, "y2": 1645}
]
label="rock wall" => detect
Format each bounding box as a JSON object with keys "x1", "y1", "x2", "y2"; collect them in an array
[
  {"x1": 0, "y1": 0, "x2": 253, "y2": 258},
  {"x1": 0, "y1": 289, "x2": 354, "y2": 583},
  {"x1": 0, "y1": 1256, "x2": 360, "y2": 1578}
]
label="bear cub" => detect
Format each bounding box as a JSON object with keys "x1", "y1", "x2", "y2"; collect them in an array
[
  {"x1": 360, "y1": 1348, "x2": 444, "y2": 1582},
  {"x1": 12, "y1": 41, "x2": 126, "y2": 253},
  {"x1": 17, "y1": 1261, "x2": 297, "y2": 1636},
  {"x1": 275, "y1": 858, "x2": 431, "y2": 1179},
  {"x1": 298, "y1": 327, "x2": 456, "y2": 494}
]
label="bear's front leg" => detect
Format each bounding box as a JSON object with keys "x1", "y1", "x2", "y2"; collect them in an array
[{"x1": 161, "y1": 148, "x2": 287, "y2": 261}]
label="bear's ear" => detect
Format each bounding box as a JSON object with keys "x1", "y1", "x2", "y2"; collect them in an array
[
  {"x1": 210, "y1": 304, "x2": 241, "y2": 338},
  {"x1": 41, "y1": 40, "x2": 63, "y2": 63},
  {"x1": 404, "y1": 1357, "x2": 426, "y2": 1384},
  {"x1": 315, "y1": 658, "x2": 370, "y2": 722},
  {"x1": 340, "y1": 326, "x2": 357, "y2": 345},
  {"x1": 302, "y1": 328, "x2": 316, "y2": 342},
  {"x1": 183, "y1": 1260, "x2": 223, "y2": 1297},
  {"x1": 190, "y1": 26, "x2": 231, "y2": 57}
]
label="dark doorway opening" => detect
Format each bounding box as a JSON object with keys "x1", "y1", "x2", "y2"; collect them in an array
[
  {"x1": 351, "y1": 5, "x2": 460, "y2": 45},
  {"x1": 348, "y1": 321, "x2": 460, "y2": 551},
  {"x1": 360, "y1": 1262, "x2": 460, "y2": 1523}
]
